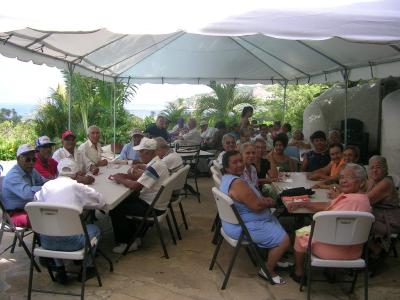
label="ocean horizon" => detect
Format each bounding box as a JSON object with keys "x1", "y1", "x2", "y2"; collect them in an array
[{"x1": 0, "y1": 102, "x2": 161, "y2": 119}]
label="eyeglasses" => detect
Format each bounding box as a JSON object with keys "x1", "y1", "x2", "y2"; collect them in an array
[
  {"x1": 39, "y1": 144, "x2": 53, "y2": 149},
  {"x1": 339, "y1": 176, "x2": 359, "y2": 181},
  {"x1": 224, "y1": 141, "x2": 236, "y2": 145},
  {"x1": 23, "y1": 156, "x2": 36, "y2": 163}
]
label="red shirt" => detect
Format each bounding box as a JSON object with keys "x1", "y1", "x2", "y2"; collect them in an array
[{"x1": 34, "y1": 153, "x2": 58, "y2": 179}]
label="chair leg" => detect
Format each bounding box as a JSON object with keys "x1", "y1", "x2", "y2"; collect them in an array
[
  {"x1": 166, "y1": 215, "x2": 177, "y2": 245},
  {"x1": 306, "y1": 263, "x2": 312, "y2": 300},
  {"x1": 97, "y1": 248, "x2": 114, "y2": 272},
  {"x1": 81, "y1": 252, "x2": 87, "y2": 300},
  {"x1": 15, "y1": 231, "x2": 41, "y2": 272},
  {"x1": 154, "y1": 217, "x2": 169, "y2": 259},
  {"x1": 211, "y1": 219, "x2": 221, "y2": 245},
  {"x1": 10, "y1": 234, "x2": 17, "y2": 253},
  {"x1": 221, "y1": 241, "x2": 242, "y2": 290},
  {"x1": 178, "y1": 202, "x2": 189, "y2": 230},
  {"x1": 0, "y1": 221, "x2": 5, "y2": 244},
  {"x1": 211, "y1": 213, "x2": 219, "y2": 232},
  {"x1": 46, "y1": 265, "x2": 56, "y2": 282},
  {"x1": 194, "y1": 175, "x2": 201, "y2": 203},
  {"x1": 350, "y1": 269, "x2": 359, "y2": 293},
  {"x1": 27, "y1": 235, "x2": 36, "y2": 300},
  {"x1": 88, "y1": 246, "x2": 102, "y2": 287},
  {"x1": 245, "y1": 246, "x2": 257, "y2": 267},
  {"x1": 209, "y1": 234, "x2": 223, "y2": 270},
  {"x1": 169, "y1": 205, "x2": 182, "y2": 240},
  {"x1": 364, "y1": 267, "x2": 369, "y2": 300}
]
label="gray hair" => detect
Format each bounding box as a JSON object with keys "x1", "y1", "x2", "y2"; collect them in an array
[
  {"x1": 341, "y1": 163, "x2": 368, "y2": 182},
  {"x1": 240, "y1": 141, "x2": 255, "y2": 152},
  {"x1": 154, "y1": 137, "x2": 169, "y2": 149},
  {"x1": 87, "y1": 125, "x2": 100, "y2": 135},
  {"x1": 368, "y1": 155, "x2": 389, "y2": 175},
  {"x1": 254, "y1": 138, "x2": 267, "y2": 146},
  {"x1": 222, "y1": 133, "x2": 235, "y2": 144}
]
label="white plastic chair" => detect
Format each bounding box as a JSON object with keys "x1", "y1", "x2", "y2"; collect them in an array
[
  {"x1": 209, "y1": 187, "x2": 273, "y2": 289},
  {"x1": 168, "y1": 165, "x2": 191, "y2": 240},
  {"x1": 25, "y1": 202, "x2": 113, "y2": 300},
  {"x1": 124, "y1": 171, "x2": 179, "y2": 258},
  {"x1": 212, "y1": 159, "x2": 223, "y2": 171},
  {"x1": 301, "y1": 211, "x2": 375, "y2": 300},
  {"x1": 211, "y1": 165, "x2": 222, "y2": 179}
]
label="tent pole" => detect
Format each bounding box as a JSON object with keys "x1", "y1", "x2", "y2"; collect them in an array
[
  {"x1": 282, "y1": 81, "x2": 288, "y2": 123},
  {"x1": 113, "y1": 79, "x2": 117, "y2": 158},
  {"x1": 344, "y1": 70, "x2": 349, "y2": 146},
  {"x1": 67, "y1": 64, "x2": 74, "y2": 130}
]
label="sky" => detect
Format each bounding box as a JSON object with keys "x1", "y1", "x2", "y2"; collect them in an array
[{"x1": 0, "y1": 55, "x2": 212, "y2": 115}]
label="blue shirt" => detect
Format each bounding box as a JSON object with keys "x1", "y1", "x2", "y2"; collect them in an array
[
  {"x1": 1, "y1": 164, "x2": 46, "y2": 210},
  {"x1": 118, "y1": 142, "x2": 141, "y2": 161}
]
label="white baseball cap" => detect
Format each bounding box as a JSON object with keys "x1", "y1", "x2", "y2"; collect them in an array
[
  {"x1": 35, "y1": 136, "x2": 56, "y2": 148},
  {"x1": 57, "y1": 158, "x2": 80, "y2": 176},
  {"x1": 16, "y1": 144, "x2": 37, "y2": 157},
  {"x1": 133, "y1": 137, "x2": 157, "y2": 151}
]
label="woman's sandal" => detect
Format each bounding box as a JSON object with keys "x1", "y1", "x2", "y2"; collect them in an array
[{"x1": 258, "y1": 268, "x2": 286, "y2": 285}]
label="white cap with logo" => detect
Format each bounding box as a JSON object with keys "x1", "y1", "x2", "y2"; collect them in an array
[
  {"x1": 133, "y1": 137, "x2": 157, "y2": 151},
  {"x1": 57, "y1": 158, "x2": 80, "y2": 176},
  {"x1": 16, "y1": 144, "x2": 37, "y2": 157},
  {"x1": 35, "y1": 136, "x2": 56, "y2": 148}
]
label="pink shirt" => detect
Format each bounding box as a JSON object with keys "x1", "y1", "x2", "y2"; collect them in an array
[{"x1": 295, "y1": 193, "x2": 371, "y2": 260}]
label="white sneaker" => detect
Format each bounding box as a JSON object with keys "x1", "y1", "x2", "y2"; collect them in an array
[{"x1": 112, "y1": 240, "x2": 139, "y2": 254}]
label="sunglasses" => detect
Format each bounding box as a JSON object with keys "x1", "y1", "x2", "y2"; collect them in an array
[
  {"x1": 39, "y1": 144, "x2": 53, "y2": 149},
  {"x1": 23, "y1": 156, "x2": 36, "y2": 163}
]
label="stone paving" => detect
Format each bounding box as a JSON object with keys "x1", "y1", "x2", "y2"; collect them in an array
[{"x1": 1, "y1": 177, "x2": 400, "y2": 299}]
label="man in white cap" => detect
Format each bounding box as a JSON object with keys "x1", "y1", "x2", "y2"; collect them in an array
[
  {"x1": 34, "y1": 135, "x2": 58, "y2": 179},
  {"x1": 1, "y1": 144, "x2": 46, "y2": 227},
  {"x1": 116, "y1": 128, "x2": 144, "y2": 163},
  {"x1": 109, "y1": 137, "x2": 169, "y2": 253},
  {"x1": 34, "y1": 158, "x2": 104, "y2": 283},
  {"x1": 154, "y1": 137, "x2": 183, "y2": 173},
  {"x1": 200, "y1": 120, "x2": 217, "y2": 145}
]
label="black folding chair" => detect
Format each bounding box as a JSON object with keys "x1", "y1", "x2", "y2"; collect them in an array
[{"x1": 175, "y1": 145, "x2": 201, "y2": 202}]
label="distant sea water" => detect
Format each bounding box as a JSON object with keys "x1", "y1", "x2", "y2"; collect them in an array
[{"x1": 0, "y1": 102, "x2": 161, "y2": 119}]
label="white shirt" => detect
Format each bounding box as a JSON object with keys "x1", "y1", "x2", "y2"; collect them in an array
[
  {"x1": 34, "y1": 176, "x2": 105, "y2": 209},
  {"x1": 217, "y1": 151, "x2": 225, "y2": 165},
  {"x1": 181, "y1": 128, "x2": 202, "y2": 146},
  {"x1": 78, "y1": 139, "x2": 102, "y2": 171},
  {"x1": 52, "y1": 147, "x2": 85, "y2": 172},
  {"x1": 162, "y1": 151, "x2": 183, "y2": 173},
  {"x1": 200, "y1": 127, "x2": 217, "y2": 140},
  {"x1": 137, "y1": 156, "x2": 169, "y2": 210}
]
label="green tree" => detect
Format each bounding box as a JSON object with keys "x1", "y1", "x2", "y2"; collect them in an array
[
  {"x1": 0, "y1": 108, "x2": 22, "y2": 123},
  {"x1": 161, "y1": 98, "x2": 189, "y2": 128},
  {"x1": 195, "y1": 82, "x2": 256, "y2": 126},
  {"x1": 254, "y1": 84, "x2": 330, "y2": 129}
]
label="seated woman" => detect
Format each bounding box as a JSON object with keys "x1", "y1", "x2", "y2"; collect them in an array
[
  {"x1": 216, "y1": 133, "x2": 236, "y2": 165},
  {"x1": 254, "y1": 138, "x2": 271, "y2": 185},
  {"x1": 343, "y1": 145, "x2": 360, "y2": 164},
  {"x1": 301, "y1": 130, "x2": 330, "y2": 172},
  {"x1": 307, "y1": 143, "x2": 345, "y2": 182},
  {"x1": 288, "y1": 163, "x2": 371, "y2": 284},
  {"x1": 220, "y1": 150, "x2": 290, "y2": 284},
  {"x1": 366, "y1": 156, "x2": 400, "y2": 256},
  {"x1": 240, "y1": 142, "x2": 259, "y2": 188},
  {"x1": 288, "y1": 129, "x2": 311, "y2": 150},
  {"x1": 267, "y1": 133, "x2": 297, "y2": 179}
]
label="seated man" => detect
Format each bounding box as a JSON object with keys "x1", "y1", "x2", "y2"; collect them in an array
[
  {"x1": 2, "y1": 144, "x2": 46, "y2": 227},
  {"x1": 109, "y1": 138, "x2": 169, "y2": 253},
  {"x1": 175, "y1": 118, "x2": 202, "y2": 146},
  {"x1": 53, "y1": 130, "x2": 95, "y2": 185},
  {"x1": 154, "y1": 137, "x2": 183, "y2": 173},
  {"x1": 78, "y1": 125, "x2": 107, "y2": 173},
  {"x1": 116, "y1": 128, "x2": 144, "y2": 163},
  {"x1": 34, "y1": 135, "x2": 58, "y2": 179},
  {"x1": 200, "y1": 121, "x2": 217, "y2": 146},
  {"x1": 301, "y1": 130, "x2": 330, "y2": 172},
  {"x1": 34, "y1": 158, "x2": 104, "y2": 283},
  {"x1": 144, "y1": 115, "x2": 170, "y2": 141}
]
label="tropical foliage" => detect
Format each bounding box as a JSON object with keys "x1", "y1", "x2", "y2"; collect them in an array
[
  {"x1": 0, "y1": 120, "x2": 36, "y2": 160},
  {"x1": 161, "y1": 98, "x2": 190, "y2": 128},
  {"x1": 195, "y1": 82, "x2": 256, "y2": 126}
]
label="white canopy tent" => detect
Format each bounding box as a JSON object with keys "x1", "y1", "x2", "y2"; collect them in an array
[{"x1": 1, "y1": 0, "x2": 400, "y2": 145}]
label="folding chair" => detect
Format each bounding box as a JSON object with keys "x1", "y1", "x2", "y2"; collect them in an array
[
  {"x1": 212, "y1": 159, "x2": 223, "y2": 171},
  {"x1": 301, "y1": 211, "x2": 375, "y2": 300},
  {"x1": 209, "y1": 187, "x2": 273, "y2": 289},
  {"x1": 25, "y1": 202, "x2": 113, "y2": 300},
  {"x1": 0, "y1": 178, "x2": 40, "y2": 272},
  {"x1": 210, "y1": 166, "x2": 222, "y2": 181},
  {"x1": 168, "y1": 165, "x2": 191, "y2": 240},
  {"x1": 175, "y1": 145, "x2": 201, "y2": 202},
  {"x1": 210, "y1": 173, "x2": 222, "y2": 244},
  {"x1": 124, "y1": 172, "x2": 179, "y2": 258}
]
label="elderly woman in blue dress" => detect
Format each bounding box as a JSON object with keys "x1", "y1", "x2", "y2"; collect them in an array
[{"x1": 220, "y1": 150, "x2": 290, "y2": 284}]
